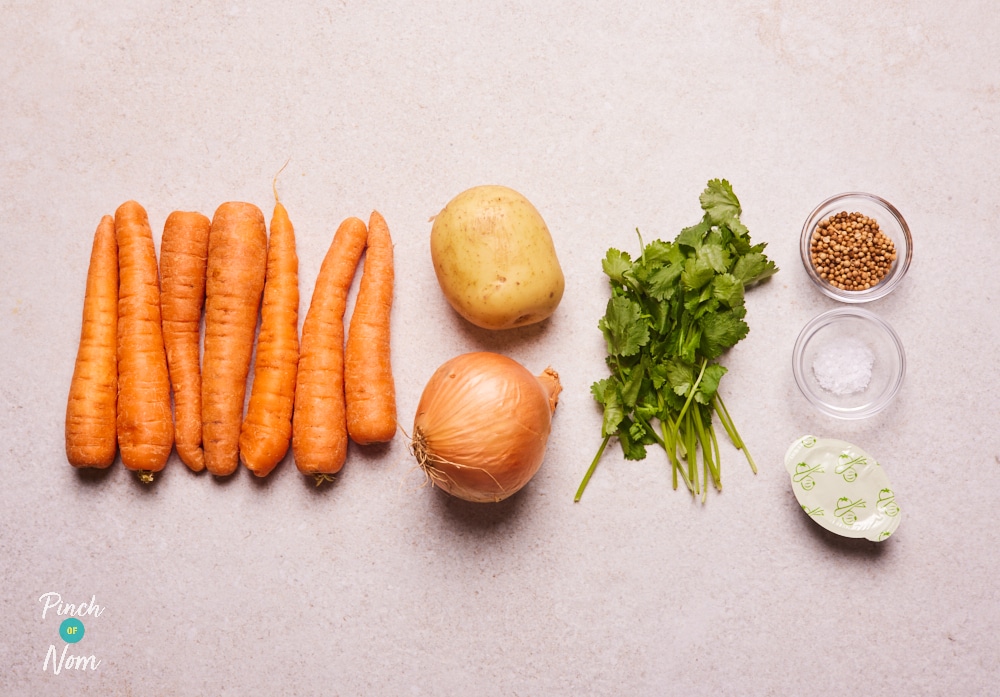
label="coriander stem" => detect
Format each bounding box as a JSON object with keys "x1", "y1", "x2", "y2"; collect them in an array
[
  {"x1": 715, "y1": 393, "x2": 757, "y2": 474},
  {"x1": 709, "y1": 421, "x2": 723, "y2": 489},
  {"x1": 684, "y1": 412, "x2": 699, "y2": 496},
  {"x1": 742, "y1": 442, "x2": 758, "y2": 474},
  {"x1": 712, "y1": 393, "x2": 740, "y2": 447},
  {"x1": 672, "y1": 358, "x2": 709, "y2": 444},
  {"x1": 660, "y1": 418, "x2": 693, "y2": 493},
  {"x1": 702, "y1": 443, "x2": 709, "y2": 504},
  {"x1": 656, "y1": 392, "x2": 692, "y2": 493},
  {"x1": 638, "y1": 415, "x2": 665, "y2": 449},
  {"x1": 693, "y1": 407, "x2": 720, "y2": 491},
  {"x1": 575, "y1": 435, "x2": 611, "y2": 502},
  {"x1": 671, "y1": 442, "x2": 678, "y2": 490}
]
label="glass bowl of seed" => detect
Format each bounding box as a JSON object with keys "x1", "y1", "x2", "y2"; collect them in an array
[{"x1": 800, "y1": 192, "x2": 913, "y2": 302}]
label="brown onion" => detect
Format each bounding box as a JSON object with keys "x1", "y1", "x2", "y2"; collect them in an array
[{"x1": 411, "y1": 351, "x2": 562, "y2": 503}]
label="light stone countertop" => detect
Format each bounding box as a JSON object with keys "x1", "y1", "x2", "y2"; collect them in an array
[{"x1": 2, "y1": 2, "x2": 998, "y2": 695}]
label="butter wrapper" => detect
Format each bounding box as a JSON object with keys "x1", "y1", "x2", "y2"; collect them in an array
[{"x1": 784, "y1": 435, "x2": 901, "y2": 541}]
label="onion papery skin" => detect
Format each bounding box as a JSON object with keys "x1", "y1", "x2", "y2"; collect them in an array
[{"x1": 412, "y1": 352, "x2": 561, "y2": 503}]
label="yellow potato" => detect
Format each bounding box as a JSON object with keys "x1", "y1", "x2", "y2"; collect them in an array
[{"x1": 430, "y1": 185, "x2": 565, "y2": 330}]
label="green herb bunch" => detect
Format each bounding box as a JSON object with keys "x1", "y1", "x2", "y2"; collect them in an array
[{"x1": 576, "y1": 179, "x2": 778, "y2": 502}]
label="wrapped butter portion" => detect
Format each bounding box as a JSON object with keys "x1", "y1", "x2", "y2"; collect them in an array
[{"x1": 784, "y1": 435, "x2": 901, "y2": 541}]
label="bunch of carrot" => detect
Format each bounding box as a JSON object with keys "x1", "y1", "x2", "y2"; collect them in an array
[{"x1": 65, "y1": 185, "x2": 397, "y2": 484}]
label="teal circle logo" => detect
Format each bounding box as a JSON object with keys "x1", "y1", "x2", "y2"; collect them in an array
[{"x1": 59, "y1": 618, "x2": 85, "y2": 644}]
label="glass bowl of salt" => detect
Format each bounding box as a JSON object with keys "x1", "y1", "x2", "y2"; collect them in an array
[{"x1": 792, "y1": 307, "x2": 906, "y2": 419}]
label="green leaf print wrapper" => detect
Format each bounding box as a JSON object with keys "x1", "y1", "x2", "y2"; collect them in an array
[{"x1": 784, "y1": 435, "x2": 901, "y2": 541}]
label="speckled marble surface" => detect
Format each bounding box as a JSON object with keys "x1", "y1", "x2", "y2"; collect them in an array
[{"x1": 2, "y1": 2, "x2": 999, "y2": 695}]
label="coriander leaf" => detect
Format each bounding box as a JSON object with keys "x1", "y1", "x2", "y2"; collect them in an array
[
  {"x1": 712, "y1": 273, "x2": 745, "y2": 308},
  {"x1": 687, "y1": 291, "x2": 718, "y2": 320},
  {"x1": 645, "y1": 261, "x2": 682, "y2": 301},
  {"x1": 727, "y1": 233, "x2": 753, "y2": 256},
  {"x1": 722, "y1": 217, "x2": 750, "y2": 239},
  {"x1": 628, "y1": 419, "x2": 651, "y2": 445},
  {"x1": 648, "y1": 360, "x2": 669, "y2": 391},
  {"x1": 602, "y1": 248, "x2": 633, "y2": 284},
  {"x1": 591, "y1": 378, "x2": 625, "y2": 437},
  {"x1": 695, "y1": 363, "x2": 728, "y2": 405},
  {"x1": 642, "y1": 294, "x2": 671, "y2": 335},
  {"x1": 706, "y1": 225, "x2": 726, "y2": 248},
  {"x1": 635, "y1": 398, "x2": 660, "y2": 425},
  {"x1": 590, "y1": 376, "x2": 612, "y2": 404},
  {"x1": 699, "y1": 309, "x2": 749, "y2": 360},
  {"x1": 676, "y1": 220, "x2": 710, "y2": 250},
  {"x1": 599, "y1": 295, "x2": 649, "y2": 357},
  {"x1": 641, "y1": 238, "x2": 676, "y2": 266},
  {"x1": 664, "y1": 359, "x2": 696, "y2": 398},
  {"x1": 681, "y1": 255, "x2": 715, "y2": 291},
  {"x1": 700, "y1": 179, "x2": 741, "y2": 226},
  {"x1": 619, "y1": 361, "x2": 645, "y2": 408},
  {"x1": 733, "y1": 250, "x2": 778, "y2": 285},
  {"x1": 675, "y1": 319, "x2": 702, "y2": 364},
  {"x1": 699, "y1": 242, "x2": 730, "y2": 274},
  {"x1": 617, "y1": 417, "x2": 652, "y2": 460}
]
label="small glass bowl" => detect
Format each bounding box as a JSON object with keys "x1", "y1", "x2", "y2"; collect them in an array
[
  {"x1": 800, "y1": 192, "x2": 912, "y2": 302},
  {"x1": 792, "y1": 307, "x2": 906, "y2": 420}
]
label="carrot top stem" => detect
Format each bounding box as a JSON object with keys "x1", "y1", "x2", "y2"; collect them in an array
[
  {"x1": 314, "y1": 473, "x2": 336, "y2": 487},
  {"x1": 272, "y1": 159, "x2": 290, "y2": 202}
]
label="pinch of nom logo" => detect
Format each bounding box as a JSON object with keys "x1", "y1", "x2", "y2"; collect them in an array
[{"x1": 39, "y1": 592, "x2": 104, "y2": 675}]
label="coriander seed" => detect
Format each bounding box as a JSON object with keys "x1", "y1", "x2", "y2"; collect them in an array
[{"x1": 809, "y1": 211, "x2": 896, "y2": 291}]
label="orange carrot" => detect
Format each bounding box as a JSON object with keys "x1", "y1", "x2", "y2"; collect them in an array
[
  {"x1": 115, "y1": 200, "x2": 174, "y2": 481},
  {"x1": 66, "y1": 215, "x2": 118, "y2": 468},
  {"x1": 239, "y1": 185, "x2": 300, "y2": 477},
  {"x1": 345, "y1": 210, "x2": 397, "y2": 444},
  {"x1": 159, "y1": 211, "x2": 210, "y2": 472},
  {"x1": 292, "y1": 216, "x2": 367, "y2": 480},
  {"x1": 202, "y1": 202, "x2": 267, "y2": 477}
]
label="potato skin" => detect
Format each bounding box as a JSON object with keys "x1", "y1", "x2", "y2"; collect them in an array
[{"x1": 430, "y1": 185, "x2": 565, "y2": 330}]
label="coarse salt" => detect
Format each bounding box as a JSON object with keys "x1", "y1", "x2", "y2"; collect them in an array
[{"x1": 812, "y1": 338, "x2": 875, "y2": 395}]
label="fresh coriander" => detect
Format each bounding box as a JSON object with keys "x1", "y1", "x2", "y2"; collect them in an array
[{"x1": 576, "y1": 179, "x2": 777, "y2": 502}]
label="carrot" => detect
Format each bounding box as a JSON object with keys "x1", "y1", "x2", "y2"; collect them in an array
[
  {"x1": 292, "y1": 216, "x2": 367, "y2": 480},
  {"x1": 345, "y1": 210, "x2": 397, "y2": 444},
  {"x1": 66, "y1": 215, "x2": 118, "y2": 468},
  {"x1": 159, "y1": 211, "x2": 210, "y2": 472},
  {"x1": 115, "y1": 200, "x2": 174, "y2": 481},
  {"x1": 202, "y1": 202, "x2": 267, "y2": 477},
  {"x1": 239, "y1": 183, "x2": 300, "y2": 477}
]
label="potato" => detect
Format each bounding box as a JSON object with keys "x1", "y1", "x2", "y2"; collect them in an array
[{"x1": 430, "y1": 185, "x2": 565, "y2": 330}]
